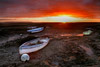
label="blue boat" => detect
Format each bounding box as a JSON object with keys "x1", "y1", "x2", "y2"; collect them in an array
[{"x1": 27, "y1": 27, "x2": 44, "y2": 33}]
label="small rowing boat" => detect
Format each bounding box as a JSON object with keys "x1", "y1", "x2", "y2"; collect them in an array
[
  {"x1": 27, "y1": 27, "x2": 44, "y2": 33},
  {"x1": 19, "y1": 37, "x2": 50, "y2": 54}
]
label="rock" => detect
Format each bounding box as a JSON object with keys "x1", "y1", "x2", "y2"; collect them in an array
[{"x1": 21, "y1": 54, "x2": 30, "y2": 62}]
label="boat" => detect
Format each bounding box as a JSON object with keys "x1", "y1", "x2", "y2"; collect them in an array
[
  {"x1": 27, "y1": 27, "x2": 44, "y2": 33},
  {"x1": 19, "y1": 37, "x2": 50, "y2": 54},
  {"x1": 83, "y1": 30, "x2": 93, "y2": 36}
]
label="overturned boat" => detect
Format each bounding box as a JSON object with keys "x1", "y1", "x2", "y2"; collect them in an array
[
  {"x1": 19, "y1": 37, "x2": 50, "y2": 54},
  {"x1": 27, "y1": 27, "x2": 44, "y2": 33}
]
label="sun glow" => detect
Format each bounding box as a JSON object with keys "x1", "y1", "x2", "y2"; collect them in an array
[
  {"x1": 0, "y1": 14, "x2": 96, "y2": 23},
  {"x1": 57, "y1": 14, "x2": 72, "y2": 17},
  {"x1": 53, "y1": 14, "x2": 74, "y2": 23},
  {"x1": 39, "y1": 14, "x2": 88, "y2": 22}
]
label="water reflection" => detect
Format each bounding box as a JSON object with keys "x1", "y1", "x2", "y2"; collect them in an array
[{"x1": 61, "y1": 33, "x2": 83, "y2": 36}]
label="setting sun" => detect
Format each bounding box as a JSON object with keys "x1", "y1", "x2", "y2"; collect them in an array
[{"x1": 54, "y1": 14, "x2": 78, "y2": 23}]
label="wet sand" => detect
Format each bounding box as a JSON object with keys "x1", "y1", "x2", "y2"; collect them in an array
[{"x1": 0, "y1": 22, "x2": 100, "y2": 67}]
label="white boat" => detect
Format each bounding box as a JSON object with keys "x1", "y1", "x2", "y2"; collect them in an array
[
  {"x1": 19, "y1": 37, "x2": 50, "y2": 54},
  {"x1": 27, "y1": 27, "x2": 44, "y2": 33},
  {"x1": 83, "y1": 30, "x2": 93, "y2": 36}
]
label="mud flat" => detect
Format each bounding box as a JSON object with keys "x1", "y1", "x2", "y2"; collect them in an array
[{"x1": 0, "y1": 22, "x2": 100, "y2": 67}]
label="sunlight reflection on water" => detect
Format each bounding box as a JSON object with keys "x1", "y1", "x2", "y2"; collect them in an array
[{"x1": 61, "y1": 34, "x2": 83, "y2": 36}]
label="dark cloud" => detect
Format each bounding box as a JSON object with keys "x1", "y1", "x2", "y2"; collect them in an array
[{"x1": 0, "y1": 0, "x2": 100, "y2": 18}]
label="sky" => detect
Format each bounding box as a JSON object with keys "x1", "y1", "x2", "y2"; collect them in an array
[{"x1": 0, "y1": 0, "x2": 100, "y2": 22}]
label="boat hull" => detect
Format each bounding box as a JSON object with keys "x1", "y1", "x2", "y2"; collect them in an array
[
  {"x1": 27, "y1": 27, "x2": 44, "y2": 33},
  {"x1": 19, "y1": 38, "x2": 50, "y2": 54}
]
